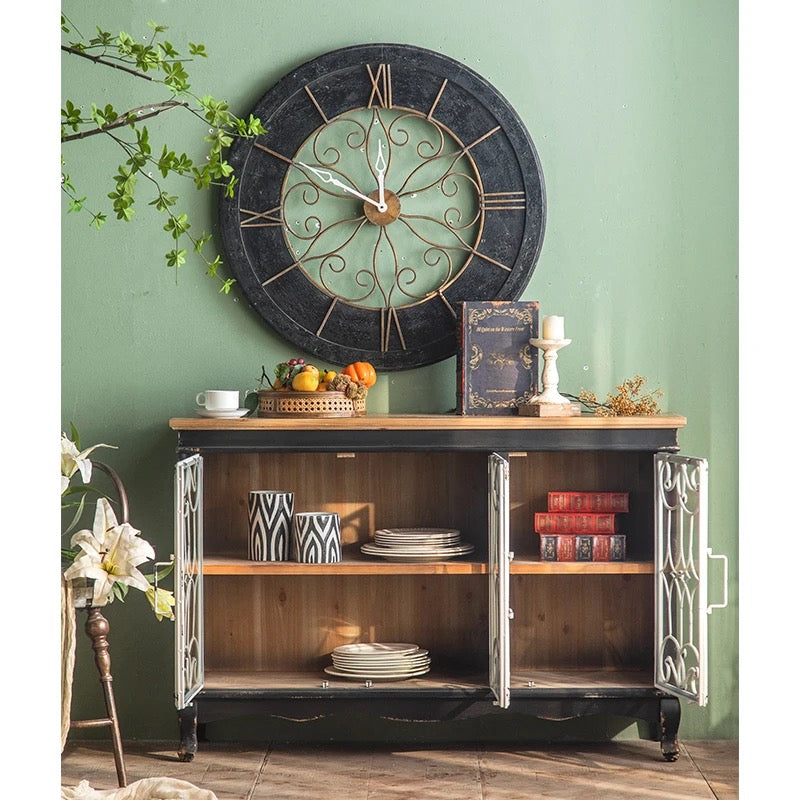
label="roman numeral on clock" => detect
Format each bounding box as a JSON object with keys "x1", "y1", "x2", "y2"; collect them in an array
[
  {"x1": 367, "y1": 63, "x2": 393, "y2": 108},
  {"x1": 481, "y1": 191, "x2": 526, "y2": 212},
  {"x1": 240, "y1": 206, "x2": 283, "y2": 228},
  {"x1": 380, "y1": 306, "x2": 407, "y2": 352}
]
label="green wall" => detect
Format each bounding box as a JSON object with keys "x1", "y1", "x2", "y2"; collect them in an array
[{"x1": 61, "y1": 0, "x2": 738, "y2": 742}]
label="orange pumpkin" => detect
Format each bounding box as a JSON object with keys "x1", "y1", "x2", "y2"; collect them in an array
[{"x1": 342, "y1": 361, "x2": 377, "y2": 388}]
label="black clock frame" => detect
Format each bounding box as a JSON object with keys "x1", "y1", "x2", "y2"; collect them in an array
[{"x1": 219, "y1": 43, "x2": 546, "y2": 370}]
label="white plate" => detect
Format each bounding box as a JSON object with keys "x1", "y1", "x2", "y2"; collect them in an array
[
  {"x1": 333, "y1": 648, "x2": 429, "y2": 659},
  {"x1": 374, "y1": 535, "x2": 462, "y2": 546},
  {"x1": 196, "y1": 408, "x2": 250, "y2": 418},
  {"x1": 368, "y1": 542, "x2": 468, "y2": 553},
  {"x1": 332, "y1": 648, "x2": 429, "y2": 661},
  {"x1": 361, "y1": 543, "x2": 474, "y2": 557},
  {"x1": 331, "y1": 655, "x2": 430, "y2": 668},
  {"x1": 324, "y1": 665, "x2": 431, "y2": 681},
  {"x1": 333, "y1": 642, "x2": 421, "y2": 656},
  {"x1": 332, "y1": 654, "x2": 430, "y2": 668},
  {"x1": 360, "y1": 546, "x2": 475, "y2": 563},
  {"x1": 375, "y1": 528, "x2": 460, "y2": 539}
]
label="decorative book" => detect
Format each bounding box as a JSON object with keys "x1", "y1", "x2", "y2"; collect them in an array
[
  {"x1": 547, "y1": 491, "x2": 629, "y2": 513},
  {"x1": 534, "y1": 512, "x2": 621, "y2": 534},
  {"x1": 456, "y1": 301, "x2": 539, "y2": 415},
  {"x1": 540, "y1": 534, "x2": 626, "y2": 562}
]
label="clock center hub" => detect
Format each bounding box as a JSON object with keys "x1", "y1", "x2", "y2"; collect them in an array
[{"x1": 364, "y1": 189, "x2": 401, "y2": 225}]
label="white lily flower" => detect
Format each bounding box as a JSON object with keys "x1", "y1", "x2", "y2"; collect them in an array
[
  {"x1": 61, "y1": 432, "x2": 116, "y2": 495},
  {"x1": 146, "y1": 586, "x2": 176, "y2": 622},
  {"x1": 64, "y1": 498, "x2": 155, "y2": 606}
]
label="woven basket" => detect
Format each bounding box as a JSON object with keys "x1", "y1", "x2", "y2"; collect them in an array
[{"x1": 257, "y1": 389, "x2": 365, "y2": 418}]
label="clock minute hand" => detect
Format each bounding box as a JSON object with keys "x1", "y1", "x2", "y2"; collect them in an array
[
  {"x1": 375, "y1": 140, "x2": 387, "y2": 206},
  {"x1": 298, "y1": 162, "x2": 387, "y2": 211}
]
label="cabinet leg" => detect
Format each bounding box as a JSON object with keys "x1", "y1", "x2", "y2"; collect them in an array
[
  {"x1": 178, "y1": 703, "x2": 198, "y2": 762},
  {"x1": 659, "y1": 696, "x2": 681, "y2": 762}
]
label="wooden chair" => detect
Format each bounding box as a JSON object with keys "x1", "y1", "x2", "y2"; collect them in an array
[{"x1": 68, "y1": 461, "x2": 128, "y2": 788}]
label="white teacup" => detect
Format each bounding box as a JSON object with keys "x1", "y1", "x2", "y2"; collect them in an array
[{"x1": 196, "y1": 390, "x2": 240, "y2": 411}]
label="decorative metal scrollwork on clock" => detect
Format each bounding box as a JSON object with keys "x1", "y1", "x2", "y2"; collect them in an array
[{"x1": 220, "y1": 44, "x2": 546, "y2": 370}]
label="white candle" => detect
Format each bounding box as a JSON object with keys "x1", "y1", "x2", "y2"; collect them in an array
[{"x1": 542, "y1": 315, "x2": 565, "y2": 340}]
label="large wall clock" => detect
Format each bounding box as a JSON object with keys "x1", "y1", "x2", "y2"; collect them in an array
[{"x1": 219, "y1": 43, "x2": 546, "y2": 370}]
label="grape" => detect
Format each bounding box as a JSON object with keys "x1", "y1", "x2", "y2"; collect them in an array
[
  {"x1": 297, "y1": 358, "x2": 305, "y2": 364},
  {"x1": 288, "y1": 358, "x2": 297, "y2": 366}
]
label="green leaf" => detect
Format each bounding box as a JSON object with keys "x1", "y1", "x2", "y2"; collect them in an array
[
  {"x1": 194, "y1": 233, "x2": 212, "y2": 252},
  {"x1": 219, "y1": 278, "x2": 236, "y2": 294},
  {"x1": 206, "y1": 255, "x2": 222, "y2": 277},
  {"x1": 188, "y1": 42, "x2": 207, "y2": 57},
  {"x1": 166, "y1": 248, "x2": 187, "y2": 268},
  {"x1": 62, "y1": 493, "x2": 88, "y2": 537},
  {"x1": 160, "y1": 41, "x2": 178, "y2": 59},
  {"x1": 163, "y1": 214, "x2": 189, "y2": 237},
  {"x1": 224, "y1": 175, "x2": 239, "y2": 198},
  {"x1": 89, "y1": 212, "x2": 107, "y2": 229}
]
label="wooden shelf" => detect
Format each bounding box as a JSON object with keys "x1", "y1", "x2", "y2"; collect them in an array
[
  {"x1": 202, "y1": 555, "x2": 486, "y2": 575},
  {"x1": 170, "y1": 413, "x2": 687, "y2": 432},
  {"x1": 202, "y1": 667, "x2": 653, "y2": 692},
  {"x1": 510, "y1": 557, "x2": 653, "y2": 575},
  {"x1": 201, "y1": 555, "x2": 653, "y2": 576}
]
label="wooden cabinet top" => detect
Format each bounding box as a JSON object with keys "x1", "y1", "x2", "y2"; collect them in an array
[
  {"x1": 169, "y1": 413, "x2": 686, "y2": 453},
  {"x1": 169, "y1": 413, "x2": 686, "y2": 432}
]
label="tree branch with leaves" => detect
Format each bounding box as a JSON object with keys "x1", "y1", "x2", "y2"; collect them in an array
[{"x1": 60, "y1": 14, "x2": 265, "y2": 292}]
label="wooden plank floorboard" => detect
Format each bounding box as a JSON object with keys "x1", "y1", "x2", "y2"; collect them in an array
[{"x1": 61, "y1": 740, "x2": 737, "y2": 800}]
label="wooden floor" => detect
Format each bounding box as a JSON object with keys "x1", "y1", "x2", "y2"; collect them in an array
[{"x1": 61, "y1": 739, "x2": 737, "y2": 799}]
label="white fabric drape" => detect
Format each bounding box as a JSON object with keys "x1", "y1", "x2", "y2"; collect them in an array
[
  {"x1": 61, "y1": 778, "x2": 218, "y2": 800},
  {"x1": 61, "y1": 576, "x2": 77, "y2": 751}
]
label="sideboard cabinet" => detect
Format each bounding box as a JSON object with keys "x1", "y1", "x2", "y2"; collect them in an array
[{"x1": 168, "y1": 414, "x2": 727, "y2": 762}]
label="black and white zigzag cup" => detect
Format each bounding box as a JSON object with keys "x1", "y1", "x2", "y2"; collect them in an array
[
  {"x1": 292, "y1": 512, "x2": 342, "y2": 563},
  {"x1": 247, "y1": 491, "x2": 294, "y2": 561}
]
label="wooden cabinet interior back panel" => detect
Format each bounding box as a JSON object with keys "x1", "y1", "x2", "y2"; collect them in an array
[
  {"x1": 509, "y1": 451, "x2": 654, "y2": 561},
  {"x1": 203, "y1": 575, "x2": 489, "y2": 673},
  {"x1": 509, "y1": 574, "x2": 653, "y2": 671},
  {"x1": 202, "y1": 452, "x2": 489, "y2": 558}
]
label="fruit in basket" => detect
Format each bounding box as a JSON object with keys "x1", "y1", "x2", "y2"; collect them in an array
[
  {"x1": 317, "y1": 370, "x2": 337, "y2": 391},
  {"x1": 342, "y1": 361, "x2": 377, "y2": 388},
  {"x1": 328, "y1": 372, "x2": 368, "y2": 401},
  {"x1": 291, "y1": 370, "x2": 320, "y2": 392}
]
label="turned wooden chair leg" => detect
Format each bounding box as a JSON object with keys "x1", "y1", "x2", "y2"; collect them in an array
[{"x1": 70, "y1": 607, "x2": 127, "y2": 787}]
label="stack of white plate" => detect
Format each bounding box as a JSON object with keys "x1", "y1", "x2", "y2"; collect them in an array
[
  {"x1": 324, "y1": 642, "x2": 431, "y2": 681},
  {"x1": 360, "y1": 527, "x2": 474, "y2": 562}
]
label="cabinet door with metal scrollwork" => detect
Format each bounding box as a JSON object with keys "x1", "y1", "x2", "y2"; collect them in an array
[
  {"x1": 175, "y1": 454, "x2": 204, "y2": 711},
  {"x1": 654, "y1": 453, "x2": 728, "y2": 706},
  {"x1": 488, "y1": 452, "x2": 511, "y2": 709},
  {"x1": 219, "y1": 43, "x2": 546, "y2": 370}
]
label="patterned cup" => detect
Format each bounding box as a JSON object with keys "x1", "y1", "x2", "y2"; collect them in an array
[
  {"x1": 248, "y1": 491, "x2": 294, "y2": 561},
  {"x1": 292, "y1": 512, "x2": 342, "y2": 563}
]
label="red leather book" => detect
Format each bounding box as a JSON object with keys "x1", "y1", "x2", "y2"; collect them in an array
[
  {"x1": 539, "y1": 534, "x2": 626, "y2": 561},
  {"x1": 534, "y1": 512, "x2": 620, "y2": 534},
  {"x1": 547, "y1": 491, "x2": 629, "y2": 513},
  {"x1": 539, "y1": 534, "x2": 577, "y2": 561}
]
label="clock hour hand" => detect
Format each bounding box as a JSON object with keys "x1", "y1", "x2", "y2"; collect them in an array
[
  {"x1": 374, "y1": 140, "x2": 387, "y2": 207},
  {"x1": 298, "y1": 162, "x2": 388, "y2": 212}
]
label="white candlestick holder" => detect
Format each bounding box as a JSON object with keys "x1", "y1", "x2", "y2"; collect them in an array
[{"x1": 519, "y1": 338, "x2": 581, "y2": 417}]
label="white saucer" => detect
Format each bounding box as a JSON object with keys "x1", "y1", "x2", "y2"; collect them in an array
[{"x1": 196, "y1": 408, "x2": 250, "y2": 418}]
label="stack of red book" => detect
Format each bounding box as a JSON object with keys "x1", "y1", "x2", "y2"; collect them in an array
[{"x1": 535, "y1": 491, "x2": 629, "y2": 562}]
